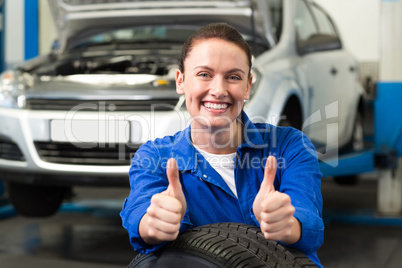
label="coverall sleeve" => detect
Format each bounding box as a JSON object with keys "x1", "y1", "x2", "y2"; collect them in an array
[
  {"x1": 119, "y1": 141, "x2": 191, "y2": 254},
  {"x1": 276, "y1": 128, "x2": 324, "y2": 255}
]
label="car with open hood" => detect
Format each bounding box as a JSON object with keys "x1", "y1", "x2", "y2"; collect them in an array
[{"x1": 0, "y1": 0, "x2": 364, "y2": 217}]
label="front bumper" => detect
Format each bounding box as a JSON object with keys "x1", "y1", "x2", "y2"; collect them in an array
[{"x1": 0, "y1": 107, "x2": 189, "y2": 185}]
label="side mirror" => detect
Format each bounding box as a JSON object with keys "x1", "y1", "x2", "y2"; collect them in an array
[{"x1": 297, "y1": 34, "x2": 342, "y2": 56}]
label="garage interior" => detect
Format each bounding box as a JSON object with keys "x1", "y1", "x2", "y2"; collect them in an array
[{"x1": 1, "y1": 0, "x2": 402, "y2": 267}]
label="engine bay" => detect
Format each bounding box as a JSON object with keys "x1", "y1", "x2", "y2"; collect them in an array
[{"x1": 32, "y1": 52, "x2": 179, "y2": 77}]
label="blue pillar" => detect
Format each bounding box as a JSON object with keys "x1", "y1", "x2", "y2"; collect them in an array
[
  {"x1": 0, "y1": 0, "x2": 4, "y2": 199},
  {"x1": 24, "y1": 0, "x2": 38, "y2": 60},
  {"x1": 0, "y1": 0, "x2": 5, "y2": 72}
]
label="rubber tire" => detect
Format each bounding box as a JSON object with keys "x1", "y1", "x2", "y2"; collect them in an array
[
  {"x1": 6, "y1": 182, "x2": 69, "y2": 217},
  {"x1": 343, "y1": 110, "x2": 365, "y2": 153},
  {"x1": 278, "y1": 97, "x2": 302, "y2": 131},
  {"x1": 129, "y1": 222, "x2": 316, "y2": 268},
  {"x1": 278, "y1": 118, "x2": 301, "y2": 131}
]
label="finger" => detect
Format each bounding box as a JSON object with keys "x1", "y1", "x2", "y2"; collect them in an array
[
  {"x1": 147, "y1": 224, "x2": 179, "y2": 242},
  {"x1": 260, "y1": 204, "x2": 295, "y2": 224},
  {"x1": 151, "y1": 194, "x2": 183, "y2": 214},
  {"x1": 261, "y1": 226, "x2": 293, "y2": 241},
  {"x1": 148, "y1": 217, "x2": 181, "y2": 235},
  {"x1": 260, "y1": 216, "x2": 295, "y2": 234},
  {"x1": 261, "y1": 156, "x2": 277, "y2": 194},
  {"x1": 261, "y1": 191, "x2": 292, "y2": 212},
  {"x1": 260, "y1": 215, "x2": 291, "y2": 236},
  {"x1": 147, "y1": 205, "x2": 182, "y2": 224},
  {"x1": 166, "y1": 158, "x2": 182, "y2": 197}
]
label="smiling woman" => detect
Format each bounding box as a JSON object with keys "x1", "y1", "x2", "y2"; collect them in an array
[
  {"x1": 0, "y1": 0, "x2": 360, "y2": 227},
  {"x1": 121, "y1": 23, "x2": 324, "y2": 268},
  {"x1": 175, "y1": 38, "x2": 251, "y2": 152}
]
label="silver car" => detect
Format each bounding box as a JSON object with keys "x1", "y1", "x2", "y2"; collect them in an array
[{"x1": 0, "y1": 0, "x2": 364, "y2": 217}]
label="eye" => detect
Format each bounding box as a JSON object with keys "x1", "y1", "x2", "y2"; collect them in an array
[
  {"x1": 197, "y1": 72, "x2": 211, "y2": 78},
  {"x1": 228, "y1": 75, "x2": 241, "y2": 81}
]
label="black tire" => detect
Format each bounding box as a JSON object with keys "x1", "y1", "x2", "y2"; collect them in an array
[
  {"x1": 6, "y1": 182, "x2": 70, "y2": 217},
  {"x1": 278, "y1": 117, "x2": 302, "y2": 131},
  {"x1": 278, "y1": 98, "x2": 302, "y2": 131},
  {"x1": 129, "y1": 222, "x2": 316, "y2": 268},
  {"x1": 278, "y1": 118, "x2": 292, "y2": 128},
  {"x1": 344, "y1": 110, "x2": 365, "y2": 153},
  {"x1": 334, "y1": 110, "x2": 364, "y2": 185}
]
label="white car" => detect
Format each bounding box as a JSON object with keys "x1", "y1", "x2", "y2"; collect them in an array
[{"x1": 0, "y1": 0, "x2": 364, "y2": 217}]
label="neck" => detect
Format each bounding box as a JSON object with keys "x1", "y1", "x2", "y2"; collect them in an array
[{"x1": 191, "y1": 118, "x2": 243, "y2": 154}]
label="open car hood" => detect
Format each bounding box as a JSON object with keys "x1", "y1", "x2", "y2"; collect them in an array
[{"x1": 48, "y1": 0, "x2": 257, "y2": 53}]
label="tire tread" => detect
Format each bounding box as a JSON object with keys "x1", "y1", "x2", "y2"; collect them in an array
[
  {"x1": 166, "y1": 223, "x2": 316, "y2": 268},
  {"x1": 130, "y1": 223, "x2": 317, "y2": 268}
]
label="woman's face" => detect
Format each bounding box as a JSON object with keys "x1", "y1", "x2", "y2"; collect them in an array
[{"x1": 176, "y1": 38, "x2": 252, "y2": 132}]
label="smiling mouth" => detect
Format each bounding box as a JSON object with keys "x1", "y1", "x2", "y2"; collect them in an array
[{"x1": 202, "y1": 102, "x2": 229, "y2": 110}]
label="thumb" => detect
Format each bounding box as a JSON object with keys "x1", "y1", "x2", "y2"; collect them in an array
[
  {"x1": 260, "y1": 156, "x2": 277, "y2": 194},
  {"x1": 166, "y1": 158, "x2": 183, "y2": 197}
]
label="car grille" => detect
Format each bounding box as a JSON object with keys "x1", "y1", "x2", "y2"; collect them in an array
[
  {"x1": 34, "y1": 141, "x2": 139, "y2": 165},
  {"x1": 25, "y1": 99, "x2": 180, "y2": 111},
  {"x1": 0, "y1": 137, "x2": 25, "y2": 161}
]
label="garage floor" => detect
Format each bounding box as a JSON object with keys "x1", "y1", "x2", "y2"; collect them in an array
[{"x1": 1, "y1": 175, "x2": 402, "y2": 268}]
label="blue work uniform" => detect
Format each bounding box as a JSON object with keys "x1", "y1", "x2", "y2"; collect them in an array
[{"x1": 120, "y1": 111, "x2": 324, "y2": 267}]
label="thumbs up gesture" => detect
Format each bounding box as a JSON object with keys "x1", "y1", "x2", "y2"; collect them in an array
[
  {"x1": 252, "y1": 156, "x2": 301, "y2": 245},
  {"x1": 139, "y1": 158, "x2": 187, "y2": 245}
]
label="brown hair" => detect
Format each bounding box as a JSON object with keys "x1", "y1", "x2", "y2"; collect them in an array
[{"x1": 178, "y1": 23, "x2": 252, "y2": 76}]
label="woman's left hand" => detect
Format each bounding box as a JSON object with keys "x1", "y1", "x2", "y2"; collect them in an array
[{"x1": 252, "y1": 156, "x2": 301, "y2": 245}]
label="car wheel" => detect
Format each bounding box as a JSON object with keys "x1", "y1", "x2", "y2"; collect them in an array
[
  {"x1": 278, "y1": 112, "x2": 302, "y2": 130},
  {"x1": 278, "y1": 117, "x2": 292, "y2": 127},
  {"x1": 278, "y1": 117, "x2": 303, "y2": 131},
  {"x1": 334, "y1": 110, "x2": 364, "y2": 185},
  {"x1": 341, "y1": 109, "x2": 365, "y2": 153},
  {"x1": 129, "y1": 223, "x2": 316, "y2": 268},
  {"x1": 278, "y1": 97, "x2": 302, "y2": 131},
  {"x1": 6, "y1": 182, "x2": 70, "y2": 217}
]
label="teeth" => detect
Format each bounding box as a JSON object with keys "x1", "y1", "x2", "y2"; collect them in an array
[{"x1": 204, "y1": 102, "x2": 228, "y2": 110}]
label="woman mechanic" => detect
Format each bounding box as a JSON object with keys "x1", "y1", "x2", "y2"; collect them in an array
[{"x1": 120, "y1": 22, "x2": 324, "y2": 267}]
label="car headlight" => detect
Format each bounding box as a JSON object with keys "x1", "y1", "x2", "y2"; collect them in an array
[{"x1": 0, "y1": 70, "x2": 27, "y2": 109}]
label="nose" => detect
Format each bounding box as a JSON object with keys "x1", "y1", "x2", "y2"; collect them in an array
[{"x1": 210, "y1": 76, "x2": 227, "y2": 98}]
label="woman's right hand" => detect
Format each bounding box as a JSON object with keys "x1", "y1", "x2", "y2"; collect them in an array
[{"x1": 139, "y1": 158, "x2": 187, "y2": 245}]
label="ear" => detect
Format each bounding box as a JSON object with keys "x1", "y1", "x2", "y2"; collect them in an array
[
  {"x1": 243, "y1": 75, "x2": 253, "y2": 100},
  {"x1": 176, "y1": 70, "x2": 185, "y2": 95}
]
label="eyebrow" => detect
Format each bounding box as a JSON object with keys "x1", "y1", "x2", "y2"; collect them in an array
[{"x1": 193, "y1": 65, "x2": 246, "y2": 75}]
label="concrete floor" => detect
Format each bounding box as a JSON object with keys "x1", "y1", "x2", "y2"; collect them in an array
[
  {"x1": 0, "y1": 176, "x2": 402, "y2": 268},
  {"x1": 319, "y1": 176, "x2": 402, "y2": 268}
]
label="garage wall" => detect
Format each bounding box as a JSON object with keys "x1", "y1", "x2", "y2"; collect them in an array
[
  {"x1": 4, "y1": 0, "x2": 24, "y2": 69},
  {"x1": 314, "y1": 0, "x2": 380, "y2": 63},
  {"x1": 380, "y1": 0, "x2": 402, "y2": 81},
  {"x1": 39, "y1": 0, "x2": 56, "y2": 55},
  {"x1": 316, "y1": 0, "x2": 402, "y2": 82}
]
